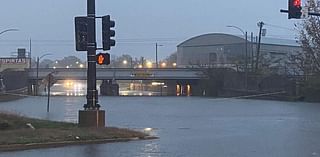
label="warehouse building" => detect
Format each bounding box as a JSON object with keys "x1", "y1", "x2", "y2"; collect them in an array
[{"x1": 177, "y1": 33, "x2": 301, "y2": 72}]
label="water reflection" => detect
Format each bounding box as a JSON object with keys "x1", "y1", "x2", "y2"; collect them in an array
[
  {"x1": 41, "y1": 80, "x2": 168, "y2": 97},
  {"x1": 82, "y1": 145, "x2": 101, "y2": 157},
  {"x1": 64, "y1": 102, "x2": 78, "y2": 123},
  {"x1": 142, "y1": 128, "x2": 159, "y2": 137},
  {"x1": 139, "y1": 142, "x2": 161, "y2": 157},
  {"x1": 42, "y1": 80, "x2": 87, "y2": 96}
]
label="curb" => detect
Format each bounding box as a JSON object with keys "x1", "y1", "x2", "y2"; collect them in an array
[{"x1": 0, "y1": 136, "x2": 158, "y2": 152}]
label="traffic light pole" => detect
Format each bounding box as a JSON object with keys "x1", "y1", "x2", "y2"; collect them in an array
[
  {"x1": 78, "y1": 0, "x2": 105, "y2": 128},
  {"x1": 86, "y1": 0, "x2": 99, "y2": 110},
  {"x1": 280, "y1": 9, "x2": 320, "y2": 17}
]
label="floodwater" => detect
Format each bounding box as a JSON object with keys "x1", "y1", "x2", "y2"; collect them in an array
[{"x1": 0, "y1": 96, "x2": 320, "y2": 157}]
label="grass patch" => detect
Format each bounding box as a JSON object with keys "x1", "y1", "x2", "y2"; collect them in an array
[
  {"x1": 0, "y1": 112, "x2": 152, "y2": 149},
  {"x1": 0, "y1": 94, "x2": 25, "y2": 102}
]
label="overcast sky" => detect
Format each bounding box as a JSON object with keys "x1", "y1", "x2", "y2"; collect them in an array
[{"x1": 0, "y1": 0, "x2": 299, "y2": 61}]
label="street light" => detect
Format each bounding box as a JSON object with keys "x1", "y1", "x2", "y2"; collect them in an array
[
  {"x1": 36, "y1": 53, "x2": 52, "y2": 95},
  {"x1": 146, "y1": 60, "x2": 153, "y2": 68},
  {"x1": 122, "y1": 57, "x2": 133, "y2": 68},
  {"x1": 226, "y1": 26, "x2": 247, "y2": 66},
  {"x1": 227, "y1": 25, "x2": 248, "y2": 89},
  {"x1": 0, "y1": 28, "x2": 19, "y2": 77},
  {"x1": 226, "y1": 25, "x2": 245, "y2": 36},
  {"x1": 161, "y1": 62, "x2": 167, "y2": 68},
  {"x1": 37, "y1": 53, "x2": 53, "y2": 79},
  {"x1": 123, "y1": 60, "x2": 128, "y2": 65},
  {"x1": 155, "y1": 43, "x2": 163, "y2": 68},
  {"x1": 172, "y1": 62, "x2": 177, "y2": 68}
]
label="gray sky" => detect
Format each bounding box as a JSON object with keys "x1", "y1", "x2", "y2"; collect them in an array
[{"x1": 0, "y1": 0, "x2": 298, "y2": 61}]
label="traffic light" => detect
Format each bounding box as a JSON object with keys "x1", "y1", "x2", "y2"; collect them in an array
[
  {"x1": 288, "y1": 0, "x2": 302, "y2": 19},
  {"x1": 96, "y1": 53, "x2": 110, "y2": 65},
  {"x1": 75, "y1": 16, "x2": 88, "y2": 51},
  {"x1": 102, "y1": 15, "x2": 116, "y2": 50}
]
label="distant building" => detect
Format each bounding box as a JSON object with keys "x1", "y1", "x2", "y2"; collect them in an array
[
  {"x1": 177, "y1": 33, "x2": 301, "y2": 72},
  {"x1": 0, "y1": 48, "x2": 30, "y2": 72}
]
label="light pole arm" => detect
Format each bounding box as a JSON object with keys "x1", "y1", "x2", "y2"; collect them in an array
[
  {"x1": 39, "y1": 53, "x2": 53, "y2": 60},
  {"x1": 226, "y1": 25, "x2": 245, "y2": 36},
  {"x1": 0, "y1": 29, "x2": 19, "y2": 36},
  {"x1": 37, "y1": 53, "x2": 52, "y2": 80},
  {"x1": 226, "y1": 25, "x2": 248, "y2": 89}
]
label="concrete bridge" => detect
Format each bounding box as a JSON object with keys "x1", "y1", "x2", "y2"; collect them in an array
[
  {"x1": 25, "y1": 68, "x2": 208, "y2": 96},
  {"x1": 27, "y1": 68, "x2": 207, "y2": 80}
]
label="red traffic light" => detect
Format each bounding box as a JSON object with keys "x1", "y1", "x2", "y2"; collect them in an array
[
  {"x1": 293, "y1": 0, "x2": 301, "y2": 7},
  {"x1": 288, "y1": 0, "x2": 302, "y2": 19},
  {"x1": 96, "y1": 53, "x2": 110, "y2": 65}
]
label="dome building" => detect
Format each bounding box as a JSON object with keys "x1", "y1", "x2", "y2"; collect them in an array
[{"x1": 177, "y1": 33, "x2": 301, "y2": 71}]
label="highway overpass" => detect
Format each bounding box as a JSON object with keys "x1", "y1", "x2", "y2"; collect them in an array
[{"x1": 27, "y1": 68, "x2": 207, "y2": 80}]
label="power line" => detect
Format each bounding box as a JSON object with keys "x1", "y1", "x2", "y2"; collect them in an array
[
  {"x1": 264, "y1": 23, "x2": 296, "y2": 32},
  {"x1": 0, "y1": 39, "x2": 181, "y2": 46},
  {"x1": 0, "y1": 37, "x2": 185, "y2": 43}
]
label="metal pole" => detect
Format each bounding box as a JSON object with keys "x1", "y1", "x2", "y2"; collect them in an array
[
  {"x1": 47, "y1": 74, "x2": 51, "y2": 112},
  {"x1": 245, "y1": 32, "x2": 248, "y2": 71},
  {"x1": 86, "y1": 0, "x2": 99, "y2": 110},
  {"x1": 226, "y1": 25, "x2": 246, "y2": 69},
  {"x1": 35, "y1": 54, "x2": 52, "y2": 96},
  {"x1": 251, "y1": 32, "x2": 254, "y2": 71},
  {"x1": 36, "y1": 57, "x2": 39, "y2": 80},
  {"x1": 245, "y1": 32, "x2": 248, "y2": 90},
  {"x1": 226, "y1": 25, "x2": 248, "y2": 88},
  {"x1": 155, "y1": 43, "x2": 158, "y2": 68},
  {"x1": 255, "y1": 22, "x2": 264, "y2": 72},
  {"x1": 29, "y1": 38, "x2": 32, "y2": 69},
  {"x1": 36, "y1": 57, "x2": 39, "y2": 96}
]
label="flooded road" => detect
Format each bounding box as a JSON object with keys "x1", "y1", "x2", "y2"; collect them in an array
[{"x1": 0, "y1": 96, "x2": 320, "y2": 157}]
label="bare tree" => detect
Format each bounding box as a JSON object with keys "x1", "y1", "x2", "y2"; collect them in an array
[
  {"x1": 293, "y1": 0, "x2": 320, "y2": 101},
  {"x1": 296, "y1": 0, "x2": 320, "y2": 75},
  {"x1": 163, "y1": 51, "x2": 177, "y2": 67}
]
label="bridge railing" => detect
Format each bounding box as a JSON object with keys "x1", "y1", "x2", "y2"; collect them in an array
[{"x1": 26, "y1": 68, "x2": 206, "y2": 80}]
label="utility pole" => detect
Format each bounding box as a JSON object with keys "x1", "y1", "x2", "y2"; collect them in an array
[
  {"x1": 251, "y1": 32, "x2": 254, "y2": 71},
  {"x1": 29, "y1": 38, "x2": 32, "y2": 69},
  {"x1": 47, "y1": 74, "x2": 52, "y2": 113},
  {"x1": 156, "y1": 43, "x2": 158, "y2": 68},
  {"x1": 155, "y1": 43, "x2": 163, "y2": 68},
  {"x1": 255, "y1": 21, "x2": 264, "y2": 72},
  {"x1": 245, "y1": 31, "x2": 248, "y2": 90}
]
